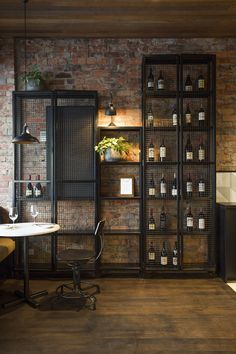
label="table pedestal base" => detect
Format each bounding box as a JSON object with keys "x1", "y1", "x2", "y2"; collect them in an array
[{"x1": 2, "y1": 289, "x2": 48, "y2": 309}]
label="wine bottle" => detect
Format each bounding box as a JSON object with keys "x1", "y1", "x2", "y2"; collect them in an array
[
  {"x1": 26, "y1": 174, "x2": 34, "y2": 198},
  {"x1": 159, "y1": 138, "x2": 166, "y2": 162},
  {"x1": 160, "y1": 206, "x2": 167, "y2": 231},
  {"x1": 171, "y1": 173, "x2": 177, "y2": 198},
  {"x1": 198, "y1": 176, "x2": 206, "y2": 197},
  {"x1": 198, "y1": 208, "x2": 205, "y2": 230},
  {"x1": 148, "y1": 208, "x2": 156, "y2": 230},
  {"x1": 148, "y1": 173, "x2": 156, "y2": 197},
  {"x1": 186, "y1": 173, "x2": 193, "y2": 198},
  {"x1": 172, "y1": 242, "x2": 178, "y2": 266},
  {"x1": 157, "y1": 70, "x2": 164, "y2": 90},
  {"x1": 148, "y1": 140, "x2": 155, "y2": 161},
  {"x1": 160, "y1": 173, "x2": 167, "y2": 198},
  {"x1": 186, "y1": 206, "x2": 193, "y2": 231},
  {"x1": 35, "y1": 174, "x2": 42, "y2": 198},
  {"x1": 161, "y1": 241, "x2": 168, "y2": 266},
  {"x1": 185, "y1": 135, "x2": 193, "y2": 162},
  {"x1": 148, "y1": 242, "x2": 156, "y2": 262},
  {"x1": 185, "y1": 104, "x2": 192, "y2": 125},
  {"x1": 185, "y1": 74, "x2": 193, "y2": 91},
  {"x1": 198, "y1": 141, "x2": 205, "y2": 162},
  {"x1": 197, "y1": 74, "x2": 205, "y2": 90},
  {"x1": 147, "y1": 105, "x2": 154, "y2": 127},
  {"x1": 198, "y1": 104, "x2": 205, "y2": 127},
  {"x1": 147, "y1": 68, "x2": 154, "y2": 90},
  {"x1": 172, "y1": 106, "x2": 178, "y2": 126}
]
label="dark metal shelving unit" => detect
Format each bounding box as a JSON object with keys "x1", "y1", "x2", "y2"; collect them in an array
[{"x1": 142, "y1": 54, "x2": 216, "y2": 275}]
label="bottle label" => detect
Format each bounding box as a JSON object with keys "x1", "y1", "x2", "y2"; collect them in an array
[
  {"x1": 148, "y1": 252, "x2": 155, "y2": 261},
  {"x1": 187, "y1": 217, "x2": 193, "y2": 227},
  {"x1": 26, "y1": 189, "x2": 33, "y2": 197},
  {"x1": 149, "y1": 188, "x2": 155, "y2": 196},
  {"x1": 173, "y1": 257, "x2": 178, "y2": 266},
  {"x1": 199, "y1": 182, "x2": 205, "y2": 192},
  {"x1": 35, "y1": 188, "x2": 41, "y2": 197},
  {"x1": 172, "y1": 188, "x2": 177, "y2": 196},
  {"x1": 198, "y1": 112, "x2": 205, "y2": 121},
  {"x1": 157, "y1": 80, "x2": 164, "y2": 89},
  {"x1": 187, "y1": 182, "x2": 193, "y2": 192},
  {"x1": 186, "y1": 152, "x2": 193, "y2": 160},
  {"x1": 148, "y1": 81, "x2": 154, "y2": 89},
  {"x1": 185, "y1": 113, "x2": 191, "y2": 123},
  {"x1": 160, "y1": 147, "x2": 166, "y2": 158},
  {"x1": 185, "y1": 85, "x2": 192, "y2": 91},
  {"x1": 173, "y1": 114, "x2": 178, "y2": 126},
  {"x1": 199, "y1": 148, "x2": 205, "y2": 161},
  {"x1": 199, "y1": 218, "x2": 205, "y2": 230},
  {"x1": 149, "y1": 223, "x2": 155, "y2": 230},
  {"x1": 160, "y1": 183, "x2": 167, "y2": 194},
  {"x1": 161, "y1": 256, "x2": 168, "y2": 265},
  {"x1": 147, "y1": 113, "x2": 154, "y2": 126},
  {"x1": 198, "y1": 79, "x2": 205, "y2": 89},
  {"x1": 148, "y1": 148, "x2": 154, "y2": 158}
]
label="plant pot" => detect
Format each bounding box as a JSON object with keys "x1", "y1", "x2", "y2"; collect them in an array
[
  {"x1": 26, "y1": 79, "x2": 44, "y2": 91},
  {"x1": 104, "y1": 148, "x2": 122, "y2": 162}
]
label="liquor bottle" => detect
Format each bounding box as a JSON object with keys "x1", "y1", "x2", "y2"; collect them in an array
[
  {"x1": 160, "y1": 173, "x2": 167, "y2": 198},
  {"x1": 185, "y1": 135, "x2": 193, "y2": 162},
  {"x1": 157, "y1": 70, "x2": 164, "y2": 90},
  {"x1": 148, "y1": 140, "x2": 155, "y2": 161},
  {"x1": 26, "y1": 174, "x2": 34, "y2": 198},
  {"x1": 147, "y1": 105, "x2": 154, "y2": 127},
  {"x1": 172, "y1": 106, "x2": 178, "y2": 126},
  {"x1": 148, "y1": 208, "x2": 156, "y2": 230},
  {"x1": 148, "y1": 173, "x2": 156, "y2": 197},
  {"x1": 184, "y1": 74, "x2": 193, "y2": 91},
  {"x1": 198, "y1": 208, "x2": 206, "y2": 230},
  {"x1": 186, "y1": 173, "x2": 193, "y2": 198},
  {"x1": 161, "y1": 241, "x2": 168, "y2": 266},
  {"x1": 159, "y1": 139, "x2": 166, "y2": 162},
  {"x1": 198, "y1": 141, "x2": 205, "y2": 162},
  {"x1": 186, "y1": 206, "x2": 193, "y2": 232},
  {"x1": 159, "y1": 206, "x2": 167, "y2": 231},
  {"x1": 185, "y1": 104, "x2": 192, "y2": 125},
  {"x1": 172, "y1": 242, "x2": 178, "y2": 266},
  {"x1": 147, "y1": 68, "x2": 154, "y2": 90},
  {"x1": 198, "y1": 104, "x2": 205, "y2": 127},
  {"x1": 148, "y1": 242, "x2": 156, "y2": 263},
  {"x1": 34, "y1": 174, "x2": 43, "y2": 198},
  {"x1": 197, "y1": 74, "x2": 205, "y2": 90},
  {"x1": 198, "y1": 176, "x2": 206, "y2": 197},
  {"x1": 171, "y1": 173, "x2": 178, "y2": 198}
]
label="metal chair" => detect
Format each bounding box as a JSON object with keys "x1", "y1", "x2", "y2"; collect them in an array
[{"x1": 55, "y1": 220, "x2": 105, "y2": 310}]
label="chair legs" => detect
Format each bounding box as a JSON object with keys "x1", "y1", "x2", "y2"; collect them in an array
[{"x1": 54, "y1": 263, "x2": 100, "y2": 311}]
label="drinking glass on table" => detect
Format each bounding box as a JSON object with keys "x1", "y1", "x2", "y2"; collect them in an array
[
  {"x1": 9, "y1": 207, "x2": 18, "y2": 228},
  {"x1": 30, "y1": 205, "x2": 39, "y2": 224}
]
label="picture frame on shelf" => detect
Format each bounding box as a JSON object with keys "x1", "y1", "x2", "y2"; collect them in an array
[{"x1": 120, "y1": 177, "x2": 134, "y2": 197}]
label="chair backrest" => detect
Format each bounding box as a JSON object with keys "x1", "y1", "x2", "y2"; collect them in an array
[{"x1": 94, "y1": 219, "x2": 105, "y2": 261}]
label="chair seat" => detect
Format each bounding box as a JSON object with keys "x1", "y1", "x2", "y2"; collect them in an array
[
  {"x1": 57, "y1": 248, "x2": 94, "y2": 262},
  {"x1": 0, "y1": 238, "x2": 15, "y2": 263}
]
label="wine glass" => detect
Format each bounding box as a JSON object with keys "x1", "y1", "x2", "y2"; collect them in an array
[
  {"x1": 9, "y1": 207, "x2": 18, "y2": 229},
  {"x1": 30, "y1": 205, "x2": 39, "y2": 224}
]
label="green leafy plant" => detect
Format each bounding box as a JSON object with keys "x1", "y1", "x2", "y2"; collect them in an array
[
  {"x1": 21, "y1": 65, "x2": 43, "y2": 84},
  {"x1": 95, "y1": 136, "x2": 130, "y2": 156}
]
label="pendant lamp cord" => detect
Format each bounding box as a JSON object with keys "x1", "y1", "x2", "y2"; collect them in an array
[{"x1": 23, "y1": 0, "x2": 28, "y2": 90}]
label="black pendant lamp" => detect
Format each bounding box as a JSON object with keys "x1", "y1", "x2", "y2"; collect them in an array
[
  {"x1": 12, "y1": 0, "x2": 39, "y2": 145},
  {"x1": 105, "y1": 92, "x2": 117, "y2": 126}
]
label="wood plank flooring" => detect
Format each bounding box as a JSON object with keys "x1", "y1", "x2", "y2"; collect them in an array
[{"x1": 0, "y1": 278, "x2": 236, "y2": 353}]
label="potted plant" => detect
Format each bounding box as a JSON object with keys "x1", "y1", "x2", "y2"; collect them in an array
[
  {"x1": 21, "y1": 65, "x2": 44, "y2": 91},
  {"x1": 95, "y1": 136, "x2": 130, "y2": 162}
]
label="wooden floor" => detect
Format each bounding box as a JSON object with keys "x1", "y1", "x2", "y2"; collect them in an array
[{"x1": 0, "y1": 278, "x2": 236, "y2": 353}]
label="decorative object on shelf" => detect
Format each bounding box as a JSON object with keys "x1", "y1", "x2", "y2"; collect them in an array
[
  {"x1": 105, "y1": 91, "x2": 117, "y2": 126},
  {"x1": 120, "y1": 177, "x2": 134, "y2": 197},
  {"x1": 95, "y1": 136, "x2": 130, "y2": 162},
  {"x1": 12, "y1": 123, "x2": 39, "y2": 144},
  {"x1": 21, "y1": 64, "x2": 44, "y2": 91}
]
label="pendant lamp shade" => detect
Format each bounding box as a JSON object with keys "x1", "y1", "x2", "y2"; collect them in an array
[
  {"x1": 105, "y1": 92, "x2": 117, "y2": 126},
  {"x1": 12, "y1": 123, "x2": 39, "y2": 144}
]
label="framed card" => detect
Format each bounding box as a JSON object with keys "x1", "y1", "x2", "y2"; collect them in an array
[{"x1": 120, "y1": 177, "x2": 134, "y2": 197}]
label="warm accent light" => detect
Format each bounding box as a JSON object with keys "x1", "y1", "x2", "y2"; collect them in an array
[{"x1": 105, "y1": 91, "x2": 117, "y2": 126}]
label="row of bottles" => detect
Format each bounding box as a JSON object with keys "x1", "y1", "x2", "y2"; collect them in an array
[
  {"x1": 26, "y1": 175, "x2": 43, "y2": 198},
  {"x1": 148, "y1": 207, "x2": 206, "y2": 231},
  {"x1": 148, "y1": 241, "x2": 178, "y2": 266},
  {"x1": 148, "y1": 173, "x2": 206, "y2": 198},
  {"x1": 146, "y1": 104, "x2": 206, "y2": 128},
  {"x1": 147, "y1": 68, "x2": 206, "y2": 92},
  {"x1": 148, "y1": 137, "x2": 206, "y2": 162}
]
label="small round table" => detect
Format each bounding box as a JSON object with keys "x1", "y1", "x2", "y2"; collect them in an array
[{"x1": 0, "y1": 222, "x2": 60, "y2": 308}]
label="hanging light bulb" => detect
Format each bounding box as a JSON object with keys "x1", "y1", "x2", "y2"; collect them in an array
[{"x1": 105, "y1": 91, "x2": 117, "y2": 126}]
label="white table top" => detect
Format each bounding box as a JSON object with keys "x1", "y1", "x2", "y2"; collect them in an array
[{"x1": 0, "y1": 222, "x2": 60, "y2": 238}]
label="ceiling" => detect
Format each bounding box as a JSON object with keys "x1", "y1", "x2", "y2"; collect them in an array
[{"x1": 1, "y1": 0, "x2": 236, "y2": 38}]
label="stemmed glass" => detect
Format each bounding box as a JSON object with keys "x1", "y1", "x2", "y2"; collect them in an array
[
  {"x1": 9, "y1": 207, "x2": 18, "y2": 229},
  {"x1": 30, "y1": 205, "x2": 39, "y2": 225}
]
